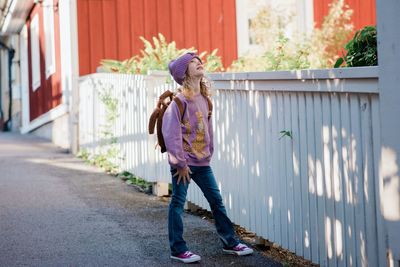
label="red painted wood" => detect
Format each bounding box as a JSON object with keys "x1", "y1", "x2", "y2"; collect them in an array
[
  {"x1": 209, "y1": 0, "x2": 224, "y2": 61},
  {"x1": 130, "y1": 0, "x2": 144, "y2": 56},
  {"x1": 88, "y1": 1, "x2": 104, "y2": 72},
  {"x1": 27, "y1": 7, "x2": 37, "y2": 120},
  {"x1": 27, "y1": 11, "x2": 32, "y2": 120},
  {"x1": 116, "y1": 0, "x2": 131, "y2": 60},
  {"x1": 183, "y1": 0, "x2": 198, "y2": 49},
  {"x1": 222, "y1": 0, "x2": 237, "y2": 67},
  {"x1": 314, "y1": 0, "x2": 376, "y2": 31},
  {"x1": 144, "y1": 0, "x2": 158, "y2": 41},
  {"x1": 38, "y1": 4, "x2": 48, "y2": 113},
  {"x1": 27, "y1": 1, "x2": 63, "y2": 121},
  {"x1": 102, "y1": 0, "x2": 118, "y2": 60},
  {"x1": 77, "y1": 0, "x2": 238, "y2": 75},
  {"x1": 157, "y1": 0, "x2": 171, "y2": 41},
  {"x1": 50, "y1": 0, "x2": 62, "y2": 109},
  {"x1": 196, "y1": 0, "x2": 211, "y2": 54},
  {"x1": 77, "y1": 0, "x2": 90, "y2": 75},
  {"x1": 313, "y1": 0, "x2": 324, "y2": 28},
  {"x1": 170, "y1": 0, "x2": 185, "y2": 49}
]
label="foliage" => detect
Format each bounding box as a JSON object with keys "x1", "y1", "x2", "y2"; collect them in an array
[
  {"x1": 77, "y1": 86, "x2": 120, "y2": 175},
  {"x1": 229, "y1": 0, "x2": 353, "y2": 71},
  {"x1": 117, "y1": 171, "x2": 152, "y2": 193},
  {"x1": 95, "y1": 86, "x2": 120, "y2": 174},
  {"x1": 279, "y1": 130, "x2": 293, "y2": 140},
  {"x1": 230, "y1": 35, "x2": 311, "y2": 72},
  {"x1": 309, "y1": 0, "x2": 354, "y2": 68},
  {"x1": 137, "y1": 33, "x2": 191, "y2": 73},
  {"x1": 100, "y1": 56, "x2": 140, "y2": 74},
  {"x1": 200, "y1": 49, "x2": 224, "y2": 73},
  {"x1": 334, "y1": 26, "x2": 377, "y2": 67},
  {"x1": 77, "y1": 149, "x2": 89, "y2": 161},
  {"x1": 101, "y1": 33, "x2": 224, "y2": 74}
]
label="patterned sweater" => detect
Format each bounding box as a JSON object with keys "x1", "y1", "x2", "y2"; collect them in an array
[{"x1": 162, "y1": 92, "x2": 213, "y2": 170}]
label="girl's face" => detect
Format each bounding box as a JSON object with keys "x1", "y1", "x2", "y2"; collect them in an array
[{"x1": 186, "y1": 57, "x2": 204, "y2": 78}]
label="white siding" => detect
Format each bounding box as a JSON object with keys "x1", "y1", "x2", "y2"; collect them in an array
[
  {"x1": 30, "y1": 14, "x2": 40, "y2": 91},
  {"x1": 43, "y1": 0, "x2": 56, "y2": 78}
]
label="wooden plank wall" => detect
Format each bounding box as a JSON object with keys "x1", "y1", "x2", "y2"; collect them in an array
[
  {"x1": 77, "y1": 0, "x2": 238, "y2": 76},
  {"x1": 27, "y1": 1, "x2": 62, "y2": 121},
  {"x1": 314, "y1": 0, "x2": 376, "y2": 31}
]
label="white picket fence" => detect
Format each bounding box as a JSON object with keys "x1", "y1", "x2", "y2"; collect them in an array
[{"x1": 79, "y1": 66, "x2": 384, "y2": 267}]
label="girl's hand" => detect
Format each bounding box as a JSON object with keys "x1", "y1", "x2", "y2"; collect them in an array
[{"x1": 173, "y1": 166, "x2": 192, "y2": 185}]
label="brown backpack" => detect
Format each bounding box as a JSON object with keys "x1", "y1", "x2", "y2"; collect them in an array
[{"x1": 148, "y1": 90, "x2": 212, "y2": 153}]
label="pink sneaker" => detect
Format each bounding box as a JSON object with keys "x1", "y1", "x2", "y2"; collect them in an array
[
  {"x1": 223, "y1": 243, "x2": 254, "y2": 256},
  {"x1": 170, "y1": 251, "x2": 201, "y2": 263}
]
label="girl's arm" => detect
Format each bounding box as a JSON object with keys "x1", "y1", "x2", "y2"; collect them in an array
[{"x1": 162, "y1": 101, "x2": 187, "y2": 170}]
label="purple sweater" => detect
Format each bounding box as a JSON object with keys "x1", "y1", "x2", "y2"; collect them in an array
[{"x1": 162, "y1": 92, "x2": 213, "y2": 170}]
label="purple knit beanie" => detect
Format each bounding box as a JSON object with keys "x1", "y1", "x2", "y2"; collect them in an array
[{"x1": 168, "y1": 52, "x2": 202, "y2": 85}]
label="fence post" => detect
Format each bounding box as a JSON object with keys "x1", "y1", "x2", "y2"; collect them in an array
[{"x1": 377, "y1": 0, "x2": 400, "y2": 266}]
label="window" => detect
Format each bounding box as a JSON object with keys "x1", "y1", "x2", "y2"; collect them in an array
[
  {"x1": 30, "y1": 14, "x2": 40, "y2": 91},
  {"x1": 43, "y1": 0, "x2": 56, "y2": 78}
]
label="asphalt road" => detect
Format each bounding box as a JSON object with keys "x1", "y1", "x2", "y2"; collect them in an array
[{"x1": 0, "y1": 132, "x2": 282, "y2": 267}]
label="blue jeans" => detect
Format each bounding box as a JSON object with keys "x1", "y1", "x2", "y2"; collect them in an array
[{"x1": 168, "y1": 165, "x2": 238, "y2": 256}]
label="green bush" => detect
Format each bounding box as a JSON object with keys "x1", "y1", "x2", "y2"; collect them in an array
[
  {"x1": 101, "y1": 33, "x2": 223, "y2": 74},
  {"x1": 334, "y1": 26, "x2": 377, "y2": 67}
]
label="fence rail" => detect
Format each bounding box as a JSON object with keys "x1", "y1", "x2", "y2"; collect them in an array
[{"x1": 79, "y1": 67, "x2": 384, "y2": 266}]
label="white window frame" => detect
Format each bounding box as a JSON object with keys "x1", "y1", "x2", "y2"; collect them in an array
[
  {"x1": 30, "y1": 14, "x2": 41, "y2": 91},
  {"x1": 43, "y1": 0, "x2": 56, "y2": 78},
  {"x1": 235, "y1": 0, "x2": 265, "y2": 56},
  {"x1": 235, "y1": 0, "x2": 313, "y2": 56}
]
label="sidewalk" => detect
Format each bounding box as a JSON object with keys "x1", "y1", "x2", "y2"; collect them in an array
[{"x1": 0, "y1": 132, "x2": 282, "y2": 266}]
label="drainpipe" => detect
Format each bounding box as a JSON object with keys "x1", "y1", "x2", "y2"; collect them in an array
[{"x1": 0, "y1": 41, "x2": 15, "y2": 131}]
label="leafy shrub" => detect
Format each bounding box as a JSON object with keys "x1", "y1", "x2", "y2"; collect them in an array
[
  {"x1": 334, "y1": 26, "x2": 377, "y2": 67},
  {"x1": 101, "y1": 33, "x2": 223, "y2": 74},
  {"x1": 100, "y1": 56, "x2": 140, "y2": 74},
  {"x1": 309, "y1": 0, "x2": 354, "y2": 68}
]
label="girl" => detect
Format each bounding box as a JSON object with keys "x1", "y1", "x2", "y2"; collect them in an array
[{"x1": 162, "y1": 52, "x2": 253, "y2": 263}]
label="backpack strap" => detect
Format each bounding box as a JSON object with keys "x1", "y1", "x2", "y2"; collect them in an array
[
  {"x1": 205, "y1": 96, "x2": 213, "y2": 120},
  {"x1": 173, "y1": 97, "x2": 185, "y2": 121}
]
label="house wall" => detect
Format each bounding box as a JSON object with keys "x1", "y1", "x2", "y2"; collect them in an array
[
  {"x1": 27, "y1": 1, "x2": 62, "y2": 121},
  {"x1": 76, "y1": 0, "x2": 238, "y2": 75},
  {"x1": 314, "y1": 0, "x2": 376, "y2": 30}
]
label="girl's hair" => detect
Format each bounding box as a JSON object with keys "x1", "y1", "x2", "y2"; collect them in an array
[{"x1": 181, "y1": 74, "x2": 212, "y2": 98}]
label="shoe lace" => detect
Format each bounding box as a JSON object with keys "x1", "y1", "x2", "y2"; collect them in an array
[
  {"x1": 235, "y1": 243, "x2": 247, "y2": 250},
  {"x1": 183, "y1": 251, "x2": 193, "y2": 257}
]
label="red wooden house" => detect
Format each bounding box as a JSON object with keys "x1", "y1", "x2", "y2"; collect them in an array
[{"x1": 0, "y1": 0, "x2": 375, "y2": 149}]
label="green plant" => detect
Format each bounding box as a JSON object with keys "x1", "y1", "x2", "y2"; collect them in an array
[
  {"x1": 101, "y1": 33, "x2": 224, "y2": 74},
  {"x1": 87, "y1": 86, "x2": 120, "y2": 174},
  {"x1": 120, "y1": 171, "x2": 152, "y2": 193},
  {"x1": 199, "y1": 49, "x2": 224, "y2": 72},
  {"x1": 137, "y1": 33, "x2": 191, "y2": 73},
  {"x1": 100, "y1": 56, "x2": 140, "y2": 74},
  {"x1": 279, "y1": 130, "x2": 293, "y2": 140},
  {"x1": 309, "y1": 0, "x2": 354, "y2": 68},
  {"x1": 334, "y1": 26, "x2": 377, "y2": 67},
  {"x1": 117, "y1": 171, "x2": 134, "y2": 181},
  {"x1": 264, "y1": 34, "x2": 311, "y2": 71},
  {"x1": 77, "y1": 149, "x2": 90, "y2": 161}
]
